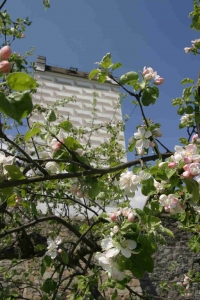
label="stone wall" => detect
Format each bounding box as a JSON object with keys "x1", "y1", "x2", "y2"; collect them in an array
[{"x1": 0, "y1": 218, "x2": 200, "y2": 299}]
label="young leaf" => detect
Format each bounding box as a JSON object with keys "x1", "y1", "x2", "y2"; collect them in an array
[
  {"x1": 6, "y1": 72, "x2": 38, "y2": 91},
  {"x1": 181, "y1": 78, "x2": 194, "y2": 85},
  {"x1": 24, "y1": 127, "x2": 41, "y2": 141}
]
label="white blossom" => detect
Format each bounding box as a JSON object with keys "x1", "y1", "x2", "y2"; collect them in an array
[
  {"x1": 94, "y1": 252, "x2": 125, "y2": 280},
  {"x1": 159, "y1": 194, "x2": 184, "y2": 214},
  {"x1": 119, "y1": 170, "x2": 140, "y2": 195},
  {"x1": 101, "y1": 236, "x2": 137, "y2": 258},
  {"x1": 45, "y1": 161, "x2": 60, "y2": 174},
  {"x1": 0, "y1": 152, "x2": 14, "y2": 174},
  {"x1": 134, "y1": 127, "x2": 152, "y2": 149},
  {"x1": 45, "y1": 237, "x2": 62, "y2": 259}
]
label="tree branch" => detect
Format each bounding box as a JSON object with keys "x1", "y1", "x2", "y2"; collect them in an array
[
  {"x1": 0, "y1": 0, "x2": 7, "y2": 10},
  {"x1": 0, "y1": 215, "x2": 98, "y2": 250},
  {"x1": 0, "y1": 152, "x2": 172, "y2": 189}
]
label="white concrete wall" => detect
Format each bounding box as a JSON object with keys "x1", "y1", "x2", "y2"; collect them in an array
[{"x1": 31, "y1": 70, "x2": 125, "y2": 149}]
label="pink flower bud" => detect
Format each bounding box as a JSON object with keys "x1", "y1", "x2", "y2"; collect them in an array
[
  {"x1": 192, "y1": 134, "x2": 198, "y2": 141},
  {"x1": 0, "y1": 46, "x2": 12, "y2": 60},
  {"x1": 110, "y1": 213, "x2": 117, "y2": 222},
  {"x1": 58, "y1": 248, "x2": 62, "y2": 254},
  {"x1": 184, "y1": 157, "x2": 192, "y2": 164},
  {"x1": 154, "y1": 77, "x2": 164, "y2": 85},
  {"x1": 168, "y1": 162, "x2": 176, "y2": 169},
  {"x1": 182, "y1": 171, "x2": 191, "y2": 178},
  {"x1": 21, "y1": 34, "x2": 25, "y2": 38},
  {"x1": 0, "y1": 61, "x2": 11, "y2": 73},
  {"x1": 128, "y1": 212, "x2": 134, "y2": 222},
  {"x1": 183, "y1": 164, "x2": 190, "y2": 171}
]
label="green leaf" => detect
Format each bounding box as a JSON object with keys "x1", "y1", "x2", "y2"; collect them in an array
[
  {"x1": 142, "y1": 87, "x2": 159, "y2": 106},
  {"x1": 1, "y1": 187, "x2": 14, "y2": 196},
  {"x1": 111, "y1": 289, "x2": 118, "y2": 300},
  {"x1": 182, "y1": 86, "x2": 194, "y2": 101},
  {"x1": 89, "y1": 69, "x2": 100, "y2": 80},
  {"x1": 4, "y1": 165, "x2": 25, "y2": 180},
  {"x1": 141, "y1": 177, "x2": 156, "y2": 196},
  {"x1": 6, "y1": 72, "x2": 38, "y2": 91},
  {"x1": 7, "y1": 195, "x2": 16, "y2": 207},
  {"x1": 42, "y1": 255, "x2": 52, "y2": 267},
  {"x1": 112, "y1": 62, "x2": 122, "y2": 70},
  {"x1": 183, "y1": 178, "x2": 199, "y2": 203},
  {"x1": 58, "y1": 120, "x2": 73, "y2": 132},
  {"x1": 189, "y1": 235, "x2": 200, "y2": 253},
  {"x1": 31, "y1": 202, "x2": 38, "y2": 215},
  {"x1": 135, "y1": 208, "x2": 147, "y2": 223},
  {"x1": 61, "y1": 249, "x2": 69, "y2": 264},
  {"x1": 41, "y1": 278, "x2": 57, "y2": 293},
  {"x1": 185, "y1": 105, "x2": 193, "y2": 114},
  {"x1": 172, "y1": 97, "x2": 182, "y2": 106},
  {"x1": 45, "y1": 109, "x2": 56, "y2": 122},
  {"x1": 0, "y1": 91, "x2": 33, "y2": 123},
  {"x1": 64, "y1": 136, "x2": 82, "y2": 151},
  {"x1": 100, "y1": 53, "x2": 112, "y2": 68},
  {"x1": 24, "y1": 127, "x2": 41, "y2": 141},
  {"x1": 34, "y1": 244, "x2": 46, "y2": 252},
  {"x1": 119, "y1": 71, "x2": 139, "y2": 86},
  {"x1": 6, "y1": 72, "x2": 37, "y2": 91},
  {"x1": 162, "y1": 227, "x2": 174, "y2": 237},
  {"x1": 179, "y1": 137, "x2": 189, "y2": 145},
  {"x1": 181, "y1": 78, "x2": 194, "y2": 85},
  {"x1": 177, "y1": 106, "x2": 185, "y2": 115},
  {"x1": 41, "y1": 264, "x2": 46, "y2": 277},
  {"x1": 127, "y1": 253, "x2": 154, "y2": 278},
  {"x1": 137, "y1": 234, "x2": 157, "y2": 255}
]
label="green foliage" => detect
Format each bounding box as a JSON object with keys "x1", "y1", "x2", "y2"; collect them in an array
[
  {"x1": 41, "y1": 278, "x2": 57, "y2": 293},
  {"x1": 183, "y1": 178, "x2": 199, "y2": 203},
  {"x1": 141, "y1": 177, "x2": 157, "y2": 196},
  {"x1": 61, "y1": 249, "x2": 69, "y2": 264},
  {"x1": 24, "y1": 127, "x2": 41, "y2": 141},
  {"x1": 4, "y1": 165, "x2": 25, "y2": 180},
  {"x1": 119, "y1": 71, "x2": 139, "y2": 85},
  {"x1": 6, "y1": 72, "x2": 38, "y2": 91},
  {"x1": 189, "y1": 235, "x2": 200, "y2": 252},
  {"x1": 0, "y1": 91, "x2": 33, "y2": 123},
  {"x1": 142, "y1": 86, "x2": 159, "y2": 106}
]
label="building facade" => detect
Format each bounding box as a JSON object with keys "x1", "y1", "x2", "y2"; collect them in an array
[{"x1": 30, "y1": 55, "x2": 125, "y2": 150}]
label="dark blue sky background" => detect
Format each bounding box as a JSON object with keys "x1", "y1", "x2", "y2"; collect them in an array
[{"x1": 4, "y1": 0, "x2": 200, "y2": 159}]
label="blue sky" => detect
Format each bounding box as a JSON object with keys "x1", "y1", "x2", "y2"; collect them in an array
[{"x1": 4, "y1": 0, "x2": 199, "y2": 160}]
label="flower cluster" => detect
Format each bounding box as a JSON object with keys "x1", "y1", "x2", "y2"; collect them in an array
[
  {"x1": 180, "y1": 114, "x2": 194, "y2": 126},
  {"x1": 0, "y1": 46, "x2": 12, "y2": 74},
  {"x1": 184, "y1": 39, "x2": 200, "y2": 54},
  {"x1": 159, "y1": 194, "x2": 184, "y2": 214},
  {"x1": 95, "y1": 235, "x2": 137, "y2": 280},
  {"x1": 170, "y1": 144, "x2": 200, "y2": 178},
  {"x1": 119, "y1": 170, "x2": 150, "y2": 196},
  {"x1": 110, "y1": 207, "x2": 135, "y2": 223},
  {"x1": 142, "y1": 66, "x2": 164, "y2": 85},
  {"x1": 129, "y1": 125, "x2": 162, "y2": 156},
  {"x1": 45, "y1": 237, "x2": 62, "y2": 259}
]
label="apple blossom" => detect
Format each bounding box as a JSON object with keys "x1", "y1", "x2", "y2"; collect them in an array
[
  {"x1": 184, "y1": 47, "x2": 192, "y2": 53},
  {"x1": 45, "y1": 161, "x2": 60, "y2": 174},
  {"x1": 154, "y1": 77, "x2": 164, "y2": 85},
  {"x1": 128, "y1": 212, "x2": 135, "y2": 222},
  {"x1": 134, "y1": 127, "x2": 152, "y2": 149},
  {"x1": 159, "y1": 194, "x2": 184, "y2": 214},
  {"x1": 45, "y1": 237, "x2": 62, "y2": 259},
  {"x1": 154, "y1": 179, "x2": 166, "y2": 192},
  {"x1": 94, "y1": 252, "x2": 125, "y2": 280},
  {"x1": 110, "y1": 213, "x2": 117, "y2": 222},
  {"x1": 152, "y1": 128, "x2": 162, "y2": 138},
  {"x1": 50, "y1": 138, "x2": 62, "y2": 151},
  {"x1": 180, "y1": 114, "x2": 194, "y2": 124},
  {"x1": 119, "y1": 170, "x2": 140, "y2": 195},
  {"x1": 101, "y1": 236, "x2": 137, "y2": 258},
  {"x1": 168, "y1": 162, "x2": 177, "y2": 169}
]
